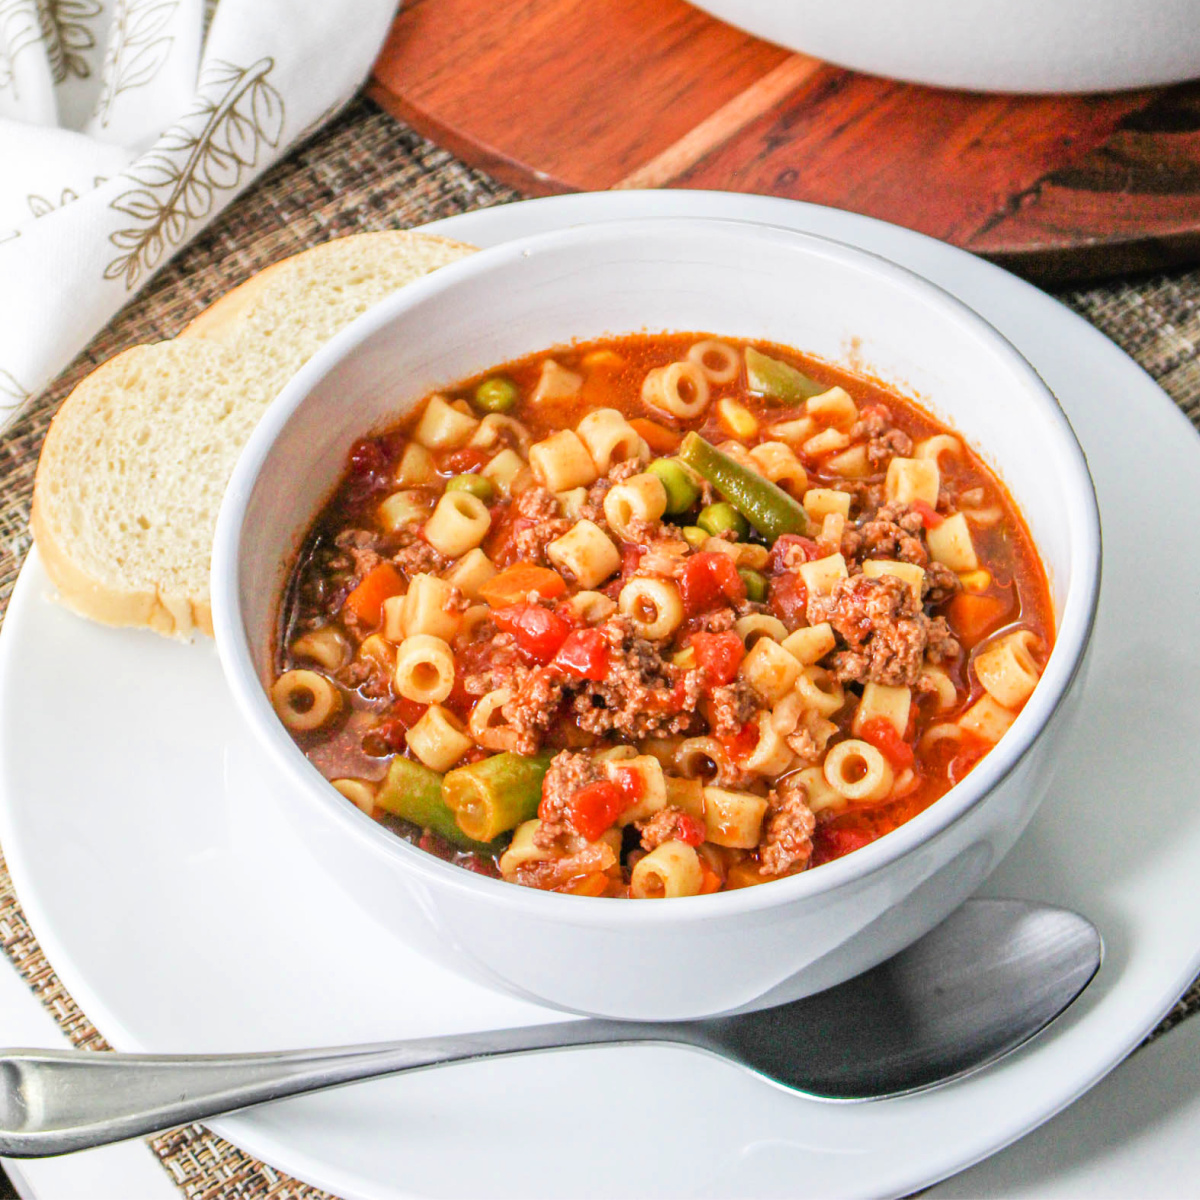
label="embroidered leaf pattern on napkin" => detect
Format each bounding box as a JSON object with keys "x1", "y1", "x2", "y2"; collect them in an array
[
  {"x1": 0, "y1": 0, "x2": 48, "y2": 96},
  {"x1": 0, "y1": 368, "x2": 27, "y2": 406},
  {"x1": 104, "y1": 56, "x2": 284, "y2": 288},
  {"x1": 43, "y1": 0, "x2": 102, "y2": 83},
  {"x1": 95, "y1": 0, "x2": 179, "y2": 126}
]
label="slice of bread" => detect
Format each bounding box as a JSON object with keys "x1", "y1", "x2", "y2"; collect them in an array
[
  {"x1": 181, "y1": 230, "x2": 478, "y2": 396},
  {"x1": 31, "y1": 230, "x2": 478, "y2": 638},
  {"x1": 32, "y1": 340, "x2": 269, "y2": 637}
]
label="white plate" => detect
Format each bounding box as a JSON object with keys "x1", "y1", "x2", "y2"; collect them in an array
[{"x1": 0, "y1": 192, "x2": 1197, "y2": 1200}]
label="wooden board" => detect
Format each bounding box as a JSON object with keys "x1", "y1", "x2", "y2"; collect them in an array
[{"x1": 368, "y1": 0, "x2": 1200, "y2": 285}]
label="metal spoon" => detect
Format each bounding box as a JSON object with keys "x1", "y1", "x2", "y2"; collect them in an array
[{"x1": 0, "y1": 898, "x2": 1099, "y2": 1157}]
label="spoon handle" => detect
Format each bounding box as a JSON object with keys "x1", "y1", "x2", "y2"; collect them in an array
[{"x1": 0, "y1": 1020, "x2": 661, "y2": 1157}]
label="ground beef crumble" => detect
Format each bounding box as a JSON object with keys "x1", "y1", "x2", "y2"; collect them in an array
[
  {"x1": 571, "y1": 616, "x2": 696, "y2": 739},
  {"x1": 637, "y1": 806, "x2": 699, "y2": 852},
  {"x1": 810, "y1": 573, "x2": 933, "y2": 687},
  {"x1": 391, "y1": 535, "x2": 448, "y2": 578},
  {"x1": 535, "y1": 751, "x2": 604, "y2": 847},
  {"x1": 844, "y1": 502, "x2": 928, "y2": 567},
  {"x1": 761, "y1": 776, "x2": 816, "y2": 876},
  {"x1": 502, "y1": 667, "x2": 566, "y2": 755},
  {"x1": 851, "y1": 405, "x2": 914, "y2": 469},
  {"x1": 708, "y1": 680, "x2": 759, "y2": 736}
]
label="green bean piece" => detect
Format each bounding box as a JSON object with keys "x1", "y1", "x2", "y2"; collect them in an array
[
  {"x1": 375, "y1": 757, "x2": 497, "y2": 854},
  {"x1": 698, "y1": 501, "x2": 750, "y2": 541},
  {"x1": 681, "y1": 525, "x2": 708, "y2": 551},
  {"x1": 473, "y1": 376, "x2": 520, "y2": 413},
  {"x1": 744, "y1": 347, "x2": 826, "y2": 405},
  {"x1": 446, "y1": 473, "x2": 496, "y2": 503},
  {"x1": 679, "y1": 433, "x2": 810, "y2": 544},
  {"x1": 443, "y1": 751, "x2": 554, "y2": 843},
  {"x1": 738, "y1": 567, "x2": 768, "y2": 603},
  {"x1": 648, "y1": 457, "x2": 701, "y2": 515}
]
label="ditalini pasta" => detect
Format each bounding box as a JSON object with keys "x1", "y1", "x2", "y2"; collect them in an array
[{"x1": 273, "y1": 333, "x2": 1054, "y2": 896}]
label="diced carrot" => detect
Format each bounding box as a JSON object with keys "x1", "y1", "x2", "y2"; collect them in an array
[
  {"x1": 629, "y1": 418, "x2": 682, "y2": 454},
  {"x1": 342, "y1": 562, "x2": 405, "y2": 628},
  {"x1": 479, "y1": 564, "x2": 567, "y2": 608},
  {"x1": 698, "y1": 863, "x2": 724, "y2": 894},
  {"x1": 947, "y1": 592, "x2": 1010, "y2": 645}
]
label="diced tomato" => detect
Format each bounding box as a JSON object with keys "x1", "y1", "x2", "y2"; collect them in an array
[
  {"x1": 341, "y1": 562, "x2": 405, "y2": 628},
  {"x1": 491, "y1": 603, "x2": 572, "y2": 664},
  {"x1": 689, "y1": 630, "x2": 746, "y2": 686},
  {"x1": 949, "y1": 742, "x2": 988, "y2": 785},
  {"x1": 679, "y1": 552, "x2": 746, "y2": 616},
  {"x1": 612, "y1": 765, "x2": 645, "y2": 805},
  {"x1": 811, "y1": 825, "x2": 876, "y2": 867},
  {"x1": 620, "y1": 543, "x2": 644, "y2": 579},
  {"x1": 389, "y1": 697, "x2": 427, "y2": 728},
  {"x1": 720, "y1": 720, "x2": 760, "y2": 762},
  {"x1": 768, "y1": 571, "x2": 808, "y2": 626},
  {"x1": 676, "y1": 813, "x2": 707, "y2": 847},
  {"x1": 769, "y1": 534, "x2": 819, "y2": 572},
  {"x1": 857, "y1": 717, "x2": 916, "y2": 770},
  {"x1": 566, "y1": 780, "x2": 628, "y2": 842},
  {"x1": 348, "y1": 437, "x2": 388, "y2": 478},
  {"x1": 552, "y1": 628, "x2": 610, "y2": 681},
  {"x1": 440, "y1": 446, "x2": 489, "y2": 474},
  {"x1": 910, "y1": 499, "x2": 944, "y2": 529}
]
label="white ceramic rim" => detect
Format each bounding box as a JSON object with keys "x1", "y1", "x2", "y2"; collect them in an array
[{"x1": 211, "y1": 215, "x2": 1101, "y2": 930}]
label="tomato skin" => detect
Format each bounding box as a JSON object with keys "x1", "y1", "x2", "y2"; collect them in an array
[
  {"x1": 769, "y1": 534, "x2": 819, "y2": 572},
  {"x1": 676, "y1": 814, "x2": 707, "y2": 846},
  {"x1": 552, "y1": 628, "x2": 610, "y2": 681},
  {"x1": 491, "y1": 604, "x2": 571, "y2": 664},
  {"x1": 910, "y1": 499, "x2": 944, "y2": 529},
  {"x1": 679, "y1": 552, "x2": 746, "y2": 616},
  {"x1": 612, "y1": 765, "x2": 645, "y2": 805},
  {"x1": 857, "y1": 717, "x2": 916, "y2": 770},
  {"x1": 720, "y1": 720, "x2": 760, "y2": 762},
  {"x1": 768, "y1": 571, "x2": 809, "y2": 626},
  {"x1": 439, "y1": 446, "x2": 489, "y2": 474},
  {"x1": 566, "y1": 780, "x2": 628, "y2": 841},
  {"x1": 689, "y1": 630, "x2": 746, "y2": 687},
  {"x1": 811, "y1": 825, "x2": 876, "y2": 867}
]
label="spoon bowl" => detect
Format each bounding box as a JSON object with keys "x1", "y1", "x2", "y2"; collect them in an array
[{"x1": 0, "y1": 899, "x2": 1100, "y2": 1157}]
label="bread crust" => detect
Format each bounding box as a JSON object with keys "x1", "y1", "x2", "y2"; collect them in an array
[{"x1": 180, "y1": 231, "x2": 477, "y2": 344}]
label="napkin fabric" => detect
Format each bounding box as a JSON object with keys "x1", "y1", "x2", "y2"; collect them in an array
[{"x1": 0, "y1": 0, "x2": 397, "y2": 426}]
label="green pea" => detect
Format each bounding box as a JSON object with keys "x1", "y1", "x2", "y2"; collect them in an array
[
  {"x1": 698, "y1": 502, "x2": 749, "y2": 541},
  {"x1": 681, "y1": 526, "x2": 709, "y2": 551},
  {"x1": 473, "y1": 376, "x2": 519, "y2": 413},
  {"x1": 648, "y1": 457, "x2": 701, "y2": 515},
  {"x1": 738, "y1": 567, "x2": 768, "y2": 603},
  {"x1": 446, "y1": 473, "x2": 495, "y2": 503}
]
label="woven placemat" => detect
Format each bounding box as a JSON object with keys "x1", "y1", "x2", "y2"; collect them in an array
[{"x1": 0, "y1": 94, "x2": 1196, "y2": 1199}]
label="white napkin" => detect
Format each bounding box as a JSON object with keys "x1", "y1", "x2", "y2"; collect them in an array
[{"x1": 0, "y1": 0, "x2": 398, "y2": 427}]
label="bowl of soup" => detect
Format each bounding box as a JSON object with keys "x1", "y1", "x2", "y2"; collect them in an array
[
  {"x1": 212, "y1": 217, "x2": 1100, "y2": 1019},
  {"x1": 690, "y1": 0, "x2": 1200, "y2": 93}
]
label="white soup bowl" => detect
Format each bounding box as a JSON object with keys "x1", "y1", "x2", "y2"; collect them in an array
[{"x1": 212, "y1": 218, "x2": 1100, "y2": 1020}]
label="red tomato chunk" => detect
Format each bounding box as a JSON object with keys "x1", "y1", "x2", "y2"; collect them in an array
[
  {"x1": 492, "y1": 603, "x2": 571, "y2": 664},
  {"x1": 552, "y1": 628, "x2": 610, "y2": 681},
  {"x1": 679, "y1": 552, "x2": 746, "y2": 616},
  {"x1": 690, "y1": 630, "x2": 745, "y2": 686}
]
